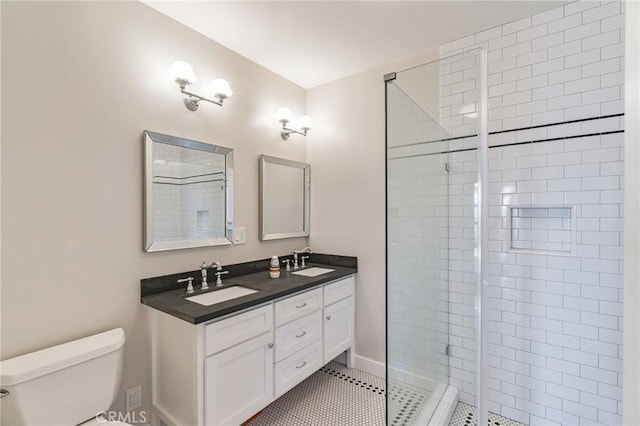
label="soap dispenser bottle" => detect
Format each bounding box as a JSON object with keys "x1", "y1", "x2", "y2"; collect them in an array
[{"x1": 270, "y1": 256, "x2": 280, "y2": 279}]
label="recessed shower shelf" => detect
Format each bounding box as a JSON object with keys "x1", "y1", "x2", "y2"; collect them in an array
[{"x1": 508, "y1": 206, "x2": 576, "y2": 256}]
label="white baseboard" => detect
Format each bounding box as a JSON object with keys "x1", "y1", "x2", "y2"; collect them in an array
[
  {"x1": 353, "y1": 354, "x2": 386, "y2": 378},
  {"x1": 387, "y1": 366, "x2": 440, "y2": 392}
]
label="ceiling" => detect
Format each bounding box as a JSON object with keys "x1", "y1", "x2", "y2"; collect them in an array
[{"x1": 143, "y1": 1, "x2": 567, "y2": 89}]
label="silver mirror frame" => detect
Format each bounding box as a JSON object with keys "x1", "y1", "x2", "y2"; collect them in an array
[
  {"x1": 143, "y1": 130, "x2": 234, "y2": 252},
  {"x1": 259, "y1": 155, "x2": 310, "y2": 241}
]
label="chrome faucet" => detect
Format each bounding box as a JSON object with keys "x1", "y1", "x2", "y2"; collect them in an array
[
  {"x1": 301, "y1": 256, "x2": 310, "y2": 267},
  {"x1": 201, "y1": 262, "x2": 209, "y2": 290},
  {"x1": 211, "y1": 261, "x2": 228, "y2": 287},
  {"x1": 293, "y1": 247, "x2": 312, "y2": 269}
]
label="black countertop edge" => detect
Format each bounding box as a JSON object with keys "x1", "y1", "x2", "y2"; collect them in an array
[
  {"x1": 140, "y1": 262, "x2": 357, "y2": 324},
  {"x1": 140, "y1": 253, "x2": 357, "y2": 298}
]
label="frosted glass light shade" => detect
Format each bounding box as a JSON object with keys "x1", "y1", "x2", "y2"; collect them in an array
[
  {"x1": 298, "y1": 116, "x2": 314, "y2": 131},
  {"x1": 212, "y1": 78, "x2": 233, "y2": 98},
  {"x1": 276, "y1": 107, "x2": 293, "y2": 124},
  {"x1": 171, "y1": 61, "x2": 196, "y2": 84}
]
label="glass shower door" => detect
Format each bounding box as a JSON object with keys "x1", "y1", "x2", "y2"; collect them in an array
[{"x1": 385, "y1": 49, "x2": 485, "y2": 425}]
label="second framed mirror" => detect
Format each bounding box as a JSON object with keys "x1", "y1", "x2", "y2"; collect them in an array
[{"x1": 259, "y1": 155, "x2": 310, "y2": 240}]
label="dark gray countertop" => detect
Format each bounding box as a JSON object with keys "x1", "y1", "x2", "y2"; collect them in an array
[{"x1": 141, "y1": 262, "x2": 357, "y2": 324}]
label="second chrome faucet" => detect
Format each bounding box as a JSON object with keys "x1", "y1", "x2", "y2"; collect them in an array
[
  {"x1": 200, "y1": 261, "x2": 228, "y2": 289},
  {"x1": 292, "y1": 247, "x2": 312, "y2": 269}
]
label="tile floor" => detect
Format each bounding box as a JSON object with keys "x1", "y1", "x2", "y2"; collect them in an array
[
  {"x1": 249, "y1": 361, "x2": 522, "y2": 426},
  {"x1": 249, "y1": 361, "x2": 386, "y2": 425},
  {"x1": 448, "y1": 402, "x2": 525, "y2": 426}
]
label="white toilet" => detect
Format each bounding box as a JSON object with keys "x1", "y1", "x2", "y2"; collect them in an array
[{"x1": 0, "y1": 328, "x2": 133, "y2": 426}]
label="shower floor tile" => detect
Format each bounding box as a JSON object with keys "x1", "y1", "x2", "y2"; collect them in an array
[
  {"x1": 249, "y1": 361, "x2": 438, "y2": 425},
  {"x1": 449, "y1": 402, "x2": 526, "y2": 426}
]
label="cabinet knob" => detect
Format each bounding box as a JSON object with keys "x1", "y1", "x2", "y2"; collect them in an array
[
  {"x1": 296, "y1": 361, "x2": 307, "y2": 369},
  {"x1": 295, "y1": 331, "x2": 307, "y2": 338},
  {"x1": 267, "y1": 343, "x2": 273, "y2": 349},
  {"x1": 296, "y1": 302, "x2": 307, "y2": 309},
  {"x1": 326, "y1": 315, "x2": 331, "y2": 320}
]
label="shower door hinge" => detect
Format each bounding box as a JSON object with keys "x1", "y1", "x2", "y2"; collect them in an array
[
  {"x1": 446, "y1": 345, "x2": 451, "y2": 356},
  {"x1": 445, "y1": 163, "x2": 450, "y2": 173},
  {"x1": 384, "y1": 72, "x2": 397, "y2": 82}
]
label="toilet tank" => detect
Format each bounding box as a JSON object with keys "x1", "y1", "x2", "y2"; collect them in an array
[{"x1": 0, "y1": 328, "x2": 126, "y2": 426}]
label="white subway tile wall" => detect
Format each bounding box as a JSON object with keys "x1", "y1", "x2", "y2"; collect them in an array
[{"x1": 438, "y1": 1, "x2": 625, "y2": 424}]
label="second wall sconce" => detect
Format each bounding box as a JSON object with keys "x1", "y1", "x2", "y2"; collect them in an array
[
  {"x1": 171, "y1": 61, "x2": 233, "y2": 112},
  {"x1": 276, "y1": 107, "x2": 313, "y2": 140}
]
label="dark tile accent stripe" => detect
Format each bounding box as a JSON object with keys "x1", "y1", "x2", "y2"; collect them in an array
[
  {"x1": 388, "y1": 116, "x2": 625, "y2": 159},
  {"x1": 488, "y1": 113, "x2": 624, "y2": 136},
  {"x1": 389, "y1": 147, "x2": 477, "y2": 160},
  {"x1": 489, "y1": 129, "x2": 624, "y2": 149},
  {"x1": 319, "y1": 365, "x2": 385, "y2": 396},
  {"x1": 389, "y1": 114, "x2": 625, "y2": 152},
  {"x1": 388, "y1": 133, "x2": 478, "y2": 150}
]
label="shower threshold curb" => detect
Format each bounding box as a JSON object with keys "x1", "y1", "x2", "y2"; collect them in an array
[{"x1": 426, "y1": 385, "x2": 459, "y2": 426}]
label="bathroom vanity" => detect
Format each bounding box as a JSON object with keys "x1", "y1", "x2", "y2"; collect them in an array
[{"x1": 141, "y1": 255, "x2": 356, "y2": 426}]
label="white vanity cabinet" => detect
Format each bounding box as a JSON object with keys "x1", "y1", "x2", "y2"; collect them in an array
[{"x1": 148, "y1": 274, "x2": 355, "y2": 426}]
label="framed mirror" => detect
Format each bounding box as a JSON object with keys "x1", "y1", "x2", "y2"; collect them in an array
[
  {"x1": 259, "y1": 155, "x2": 310, "y2": 241},
  {"x1": 143, "y1": 130, "x2": 233, "y2": 252}
]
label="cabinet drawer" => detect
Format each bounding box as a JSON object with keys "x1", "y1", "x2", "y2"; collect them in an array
[
  {"x1": 206, "y1": 305, "x2": 273, "y2": 356},
  {"x1": 275, "y1": 288, "x2": 322, "y2": 327},
  {"x1": 324, "y1": 276, "x2": 354, "y2": 306},
  {"x1": 275, "y1": 311, "x2": 322, "y2": 362},
  {"x1": 274, "y1": 339, "x2": 323, "y2": 397}
]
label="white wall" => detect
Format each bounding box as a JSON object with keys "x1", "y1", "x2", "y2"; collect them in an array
[
  {"x1": 0, "y1": 1, "x2": 307, "y2": 417},
  {"x1": 306, "y1": 69, "x2": 387, "y2": 371},
  {"x1": 306, "y1": 50, "x2": 438, "y2": 373}
]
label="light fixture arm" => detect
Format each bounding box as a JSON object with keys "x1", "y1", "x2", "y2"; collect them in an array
[
  {"x1": 280, "y1": 124, "x2": 309, "y2": 140},
  {"x1": 180, "y1": 87, "x2": 225, "y2": 111}
]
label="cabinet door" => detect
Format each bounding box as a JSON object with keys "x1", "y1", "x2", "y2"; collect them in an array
[
  {"x1": 205, "y1": 332, "x2": 274, "y2": 426},
  {"x1": 323, "y1": 296, "x2": 354, "y2": 363}
]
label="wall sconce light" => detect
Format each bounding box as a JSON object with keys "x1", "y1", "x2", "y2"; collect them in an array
[
  {"x1": 276, "y1": 107, "x2": 314, "y2": 140},
  {"x1": 171, "y1": 61, "x2": 233, "y2": 111}
]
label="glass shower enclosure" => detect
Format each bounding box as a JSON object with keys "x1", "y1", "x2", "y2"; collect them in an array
[{"x1": 386, "y1": 48, "x2": 488, "y2": 425}]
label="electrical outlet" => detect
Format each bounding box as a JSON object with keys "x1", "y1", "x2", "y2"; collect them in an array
[{"x1": 126, "y1": 385, "x2": 142, "y2": 412}]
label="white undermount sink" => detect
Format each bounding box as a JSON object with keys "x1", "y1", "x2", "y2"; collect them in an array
[
  {"x1": 185, "y1": 286, "x2": 258, "y2": 306},
  {"x1": 291, "y1": 267, "x2": 336, "y2": 277}
]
